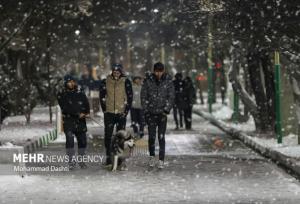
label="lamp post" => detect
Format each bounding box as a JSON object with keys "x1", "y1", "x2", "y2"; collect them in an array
[
  {"x1": 207, "y1": 12, "x2": 213, "y2": 113},
  {"x1": 274, "y1": 51, "x2": 282, "y2": 144}
]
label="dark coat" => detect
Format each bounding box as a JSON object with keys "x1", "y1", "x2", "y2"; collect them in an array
[
  {"x1": 99, "y1": 74, "x2": 133, "y2": 116},
  {"x1": 173, "y1": 78, "x2": 186, "y2": 109},
  {"x1": 141, "y1": 73, "x2": 175, "y2": 115},
  {"x1": 57, "y1": 88, "x2": 90, "y2": 133},
  {"x1": 181, "y1": 78, "x2": 196, "y2": 110}
]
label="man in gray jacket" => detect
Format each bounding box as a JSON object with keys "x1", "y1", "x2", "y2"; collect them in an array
[{"x1": 141, "y1": 62, "x2": 175, "y2": 169}]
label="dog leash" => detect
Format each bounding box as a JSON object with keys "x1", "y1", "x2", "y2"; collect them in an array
[{"x1": 89, "y1": 116, "x2": 105, "y2": 127}]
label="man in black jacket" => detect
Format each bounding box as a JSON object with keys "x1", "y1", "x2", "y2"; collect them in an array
[
  {"x1": 182, "y1": 76, "x2": 196, "y2": 130},
  {"x1": 173, "y1": 72, "x2": 185, "y2": 130},
  {"x1": 57, "y1": 75, "x2": 90, "y2": 170},
  {"x1": 141, "y1": 62, "x2": 175, "y2": 169},
  {"x1": 99, "y1": 64, "x2": 133, "y2": 166}
]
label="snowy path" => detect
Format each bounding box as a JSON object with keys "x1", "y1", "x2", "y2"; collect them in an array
[{"x1": 1, "y1": 114, "x2": 300, "y2": 203}]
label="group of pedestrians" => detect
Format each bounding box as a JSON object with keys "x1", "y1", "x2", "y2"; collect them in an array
[
  {"x1": 173, "y1": 73, "x2": 196, "y2": 130},
  {"x1": 57, "y1": 62, "x2": 196, "y2": 170}
]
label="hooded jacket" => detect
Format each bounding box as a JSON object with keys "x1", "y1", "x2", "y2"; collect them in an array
[{"x1": 141, "y1": 73, "x2": 175, "y2": 115}]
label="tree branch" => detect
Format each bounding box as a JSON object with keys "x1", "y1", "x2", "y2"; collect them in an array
[{"x1": 0, "y1": 10, "x2": 33, "y2": 52}]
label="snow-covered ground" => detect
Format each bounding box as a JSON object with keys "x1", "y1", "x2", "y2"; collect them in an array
[
  {"x1": 0, "y1": 107, "x2": 55, "y2": 146},
  {"x1": 1, "y1": 114, "x2": 300, "y2": 203},
  {"x1": 195, "y1": 101, "x2": 300, "y2": 159}
]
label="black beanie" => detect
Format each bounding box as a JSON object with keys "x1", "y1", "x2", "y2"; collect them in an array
[{"x1": 111, "y1": 63, "x2": 123, "y2": 72}]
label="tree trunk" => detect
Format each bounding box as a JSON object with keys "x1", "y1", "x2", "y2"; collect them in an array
[
  {"x1": 242, "y1": 65, "x2": 251, "y2": 120},
  {"x1": 247, "y1": 51, "x2": 272, "y2": 133},
  {"x1": 45, "y1": 6, "x2": 53, "y2": 124},
  {"x1": 25, "y1": 112, "x2": 31, "y2": 125},
  {"x1": 291, "y1": 77, "x2": 300, "y2": 144},
  {"x1": 260, "y1": 51, "x2": 276, "y2": 131},
  {"x1": 212, "y1": 67, "x2": 217, "y2": 103},
  {"x1": 228, "y1": 46, "x2": 260, "y2": 126}
]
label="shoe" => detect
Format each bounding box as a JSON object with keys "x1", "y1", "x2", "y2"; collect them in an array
[
  {"x1": 139, "y1": 132, "x2": 144, "y2": 138},
  {"x1": 158, "y1": 160, "x2": 164, "y2": 169},
  {"x1": 120, "y1": 163, "x2": 128, "y2": 171},
  {"x1": 149, "y1": 156, "x2": 155, "y2": 167},
  {"x1": 79, "y1": 162, "x2": 87, "y2": 169},
  {"x1": 104, "y1": 157, "x2": 112, "y2": 166}
]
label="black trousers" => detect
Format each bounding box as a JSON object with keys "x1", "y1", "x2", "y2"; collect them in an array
[
  {"x1": 104, "y1": 112, "x2": 126, "y2": 160},
  {"x1": 130, "y1": 108, "x2": 145, "y2": 135},
  {"x1": 65, "y1": 130, "x2": 87, "y2": 163},
  {"x1": 173, "y1": 105, "x2": 184, "y2": 128},
  {"x1": 146, "y1": 113, "x2": 167, "y2": 161},
  {"x1": 183, "y1": 106, "x2": 193, "y2": 130}
]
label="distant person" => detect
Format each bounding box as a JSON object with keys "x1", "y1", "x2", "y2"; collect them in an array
[
  {"x1": 57, "y1": 75, "x2": 90, "y2": 170},
  {"x1": 99, "y1": 63, "x2": 133, "y2": 166},
  {"x1": 173, "y1": 72, "x2": 185, "y2": 130},
  {"x1": 182, "y1": 76, "x2": 196, "y2": 130},
  {"x1": 141, "y1": 62, "x2": 175, "y2": 169},
  {"x1": 131, "y1": 76, "x2": 145, "y2": 138},
  {"x1": 78, "y1": 63, "x2": 95, "y2": 95}
]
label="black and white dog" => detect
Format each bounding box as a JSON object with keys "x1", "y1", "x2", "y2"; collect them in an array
[{"x1": 111, "y1": 130, "x2": 135, "y2": 171}]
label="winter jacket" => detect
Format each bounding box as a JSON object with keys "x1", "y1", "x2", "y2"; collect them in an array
[
  {"x1": 57, "y1": 88, "x2": 90, "y2": 133},
  {"x1": 132, "y1": 84, "x2": 142, "y2": 109},
  {"x1": 99, "y1": 75, "x2": 133, "y2": 115},
  {"x1": 141, "y1": 73, "x2": 175, "y2": 115},
  {"x1": 181, "y1": 78, "x2": 196, "y2": 110},
  {"x1": 173, "y1": 78, "x2": 186, "y2": 109}
]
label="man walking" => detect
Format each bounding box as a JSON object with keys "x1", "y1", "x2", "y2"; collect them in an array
[
  {"x1": 173, "y1": 72, "x2": 185, "y2": 130},
  {"x1": 57, "y1": 75, "x2": 90, "y2": 170},
  {"x1": 99, "y1": 64, "x2": 133, "y2": 166},
  {"x1": 141, "y1": 62, "x2": 175, "y2": 169},
  {"x1": 131, "y1": 76, "x2": 145, "y2": 138},
  {"x1": 182, "y1": 76, "x2": 196, "y2": 130}
]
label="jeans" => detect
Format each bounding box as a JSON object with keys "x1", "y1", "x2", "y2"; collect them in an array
[
  {"x1": 64, "y1": 131, "x2": 87, "y2": 163},
  {"x1": 146, "y1": 113, "x2": 167, "y2": 161},
  {"x1": 104, "y1": 112, "x2": 127, "y2": 162},
  {"x1": 173, "y1": 105, "x2": 184, "y2": 128}
]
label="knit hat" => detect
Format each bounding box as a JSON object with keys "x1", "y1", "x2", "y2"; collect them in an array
[
  {"x1": 64, "y1": 74, "x2": 76, "y2": 83},
  {"x1": 111, "y1": 63, "x2": 123, "y2": 73}
]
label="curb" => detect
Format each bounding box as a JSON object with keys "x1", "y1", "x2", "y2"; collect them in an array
[
  {"x1": 194, "y1": 109, "x2": 300, "y2": 179},
  {"x1": 23, "y1": 129, "x2": 58, "y2": 153}
]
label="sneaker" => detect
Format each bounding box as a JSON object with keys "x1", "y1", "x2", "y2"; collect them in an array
[
  {"x1": 79, "y1": 162, "x2": 87, "y2": 169},
  {"x1": 149, "y1": 156, "x2": 155, "y2": 167},
  {"x1": 158, "y1": 160, "x2": 164, "y2": 169},
  {"x1": 104, "y1": 157, "x2": 112, "y2": 166},
  {"x1": 120, "y1": 163, "x2": 128, "y2": 171}
]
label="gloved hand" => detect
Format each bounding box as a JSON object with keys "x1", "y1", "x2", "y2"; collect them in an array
[
  {"x1": 163, "y1": 110, "x2": 169, "y2": 116},
  {"x1": 79, "y1": 113, "x2": 89, "y2": 119},
  {"x1": 120, "y1": 112, "x2": 127, "y2": 118}
]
